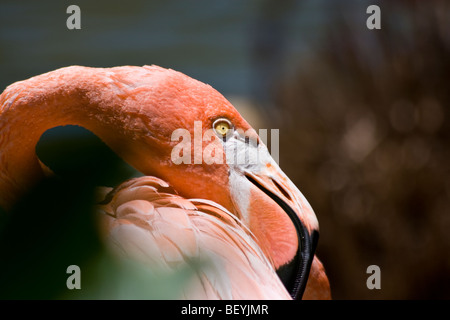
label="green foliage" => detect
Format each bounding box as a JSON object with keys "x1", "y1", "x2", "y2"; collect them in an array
[{"x1": 0, "y1": 127, "x2": 193, "y2": 299}]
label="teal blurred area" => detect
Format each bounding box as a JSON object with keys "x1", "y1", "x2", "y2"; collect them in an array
[
  {"x1": 0, "y1": 0, "x2": 252, "y2": 95},
  {"x1": 0, "y1": 0, "x2": 301, "y2": 96}
]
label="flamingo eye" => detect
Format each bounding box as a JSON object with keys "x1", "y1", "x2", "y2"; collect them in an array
[{"x1": 213, "y1": 118, "x2": 232, "y2": 137}]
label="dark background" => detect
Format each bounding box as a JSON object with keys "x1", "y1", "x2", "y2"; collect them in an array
[{"x1": 0, "y1": 0, "x2": 449, "y2": 299}]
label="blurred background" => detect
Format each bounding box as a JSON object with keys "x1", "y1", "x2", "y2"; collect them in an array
[{"x1": 0, "y1": 0, "x2": 449, "y2": 299}]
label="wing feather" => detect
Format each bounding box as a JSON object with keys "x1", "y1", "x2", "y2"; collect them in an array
[{"x1": 97, "y1": 176, "x2": 290, "y2": 299}]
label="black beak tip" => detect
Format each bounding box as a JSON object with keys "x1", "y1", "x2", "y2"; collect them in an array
[
  {"x1": 279, "y1": 226, "x2": 318, "y2": 300},
  {"x1": 245, "y1": 173, "x2": 318, "y2": 300}
]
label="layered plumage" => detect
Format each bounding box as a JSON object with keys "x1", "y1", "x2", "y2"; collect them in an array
[{"x1": 97, "y1": 176, "x2": 291, "y2": 299}]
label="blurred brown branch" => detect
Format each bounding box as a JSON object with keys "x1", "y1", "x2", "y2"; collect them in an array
[{"x1": 274, "y1": 0, "x2": 450, "y2": 299}]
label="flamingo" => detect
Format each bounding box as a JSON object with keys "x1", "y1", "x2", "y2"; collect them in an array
[{"x1": 0, "y1": 65, "x2": 330, "y2": 300}]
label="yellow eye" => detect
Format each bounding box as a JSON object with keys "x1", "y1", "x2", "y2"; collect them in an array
[{"x1": 213, "y1": 118, "x2": 232, "y2": 137}]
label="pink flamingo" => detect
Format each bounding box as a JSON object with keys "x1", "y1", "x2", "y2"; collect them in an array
[{"x1": 0, "y1": 66, "x2": 330, "y2": 299}]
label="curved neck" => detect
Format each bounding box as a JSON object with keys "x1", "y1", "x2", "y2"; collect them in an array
[{"x1": 0, "y1": 66, "x2": 159, "y2": 210}]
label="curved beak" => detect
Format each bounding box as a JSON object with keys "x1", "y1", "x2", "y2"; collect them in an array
[{"x1": 243, "y1": 163, "x2": 319, "y2": 300}]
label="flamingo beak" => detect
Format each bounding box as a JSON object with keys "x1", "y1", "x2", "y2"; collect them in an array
[{"x1": 243, "y1": 163, "x2": 319, "y2": 300}]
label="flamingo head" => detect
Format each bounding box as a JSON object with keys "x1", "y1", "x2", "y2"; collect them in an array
[{"x1": 102, "y1": 65, "x2": 319, "y2": 299}]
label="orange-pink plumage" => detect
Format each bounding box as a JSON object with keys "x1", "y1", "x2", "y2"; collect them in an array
[{"x1": 0, "y1": 65, "x2": 331, "y2": 299}]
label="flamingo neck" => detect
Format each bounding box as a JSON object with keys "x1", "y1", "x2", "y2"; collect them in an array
[{"x1": 0, "y1": 66, "x2": 159, "y2": 210}]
